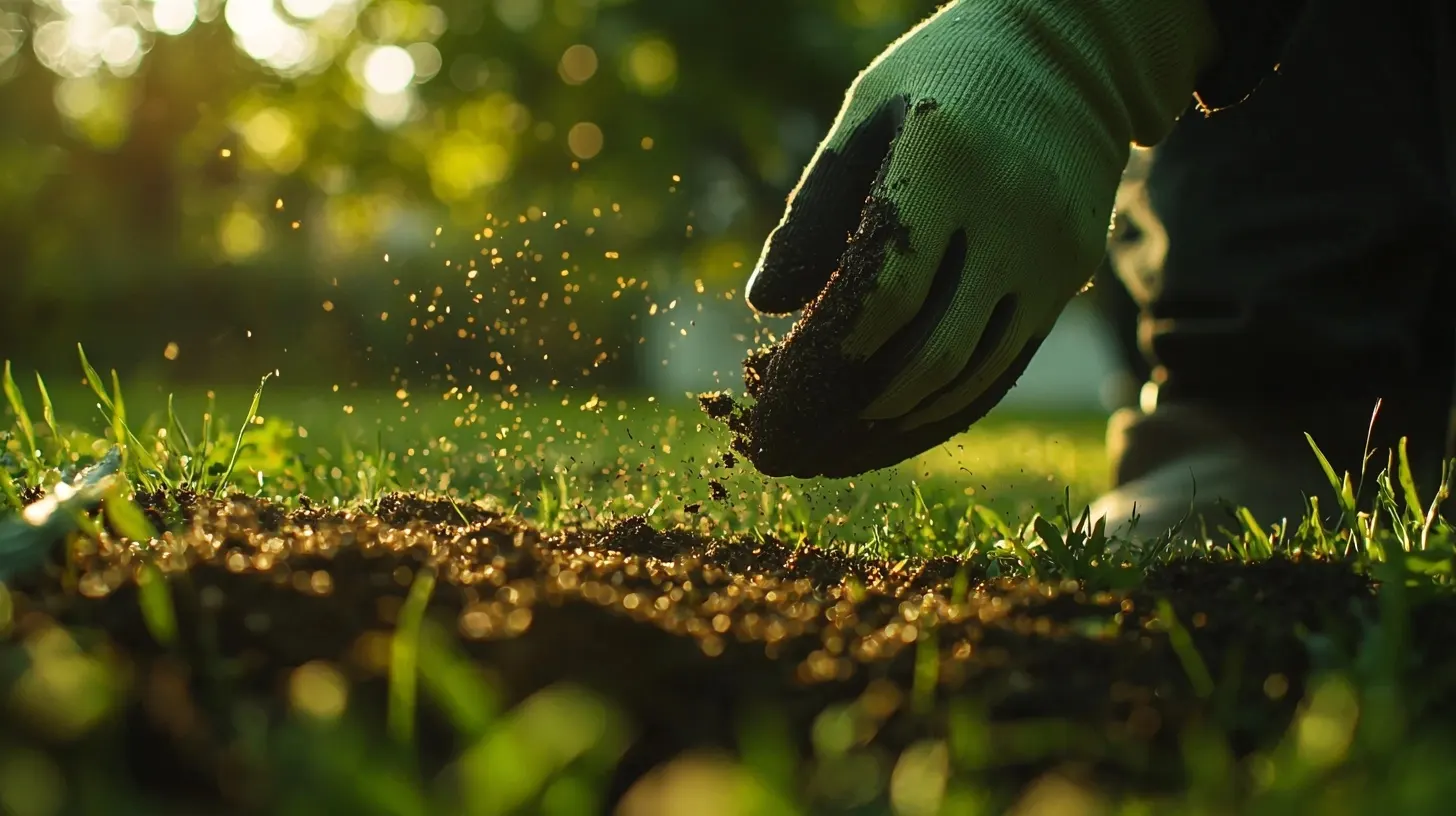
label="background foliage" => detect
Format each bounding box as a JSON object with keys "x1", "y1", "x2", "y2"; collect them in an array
[{"x1": 0, "y1": 0, "x2": 946, "y2": 391}]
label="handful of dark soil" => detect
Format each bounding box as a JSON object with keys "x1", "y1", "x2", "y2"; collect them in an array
[{"x1": 702, "y1": 195, "x2": 1046, "y2": 480}]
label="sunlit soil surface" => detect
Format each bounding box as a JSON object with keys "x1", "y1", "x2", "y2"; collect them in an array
[
  {"x1": 17, "y1": 382, "x2": 1456, "y2": 812},
  {"x1": 2, "y1": 488, "x2": 1425, "y2": 812}
]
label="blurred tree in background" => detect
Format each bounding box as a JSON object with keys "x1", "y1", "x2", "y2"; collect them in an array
[{"x1": 0, "y1": 0, "x2": 935, "y2": 391}]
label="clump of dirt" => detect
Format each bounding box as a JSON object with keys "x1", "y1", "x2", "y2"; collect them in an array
[
  {"x1": 703, "y1": 193, "x2": 1047, "y2": 479},
  {"x1": 707, "y1": 480, "x2": 728, "y2": 502},
  {"x1": 701, "y1": 98, "x2": 1050, "y2": 479},
  {"x1": 698, "y1": 391, "x2": 735, "y2": 420},
  {"x1": 1, "y1": 489, "x2": 1443, "y2": 813}
]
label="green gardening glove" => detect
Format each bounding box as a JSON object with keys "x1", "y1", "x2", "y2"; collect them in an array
[{"x1": 726, "y1": 0, "x2": 1219, "y2": 478}]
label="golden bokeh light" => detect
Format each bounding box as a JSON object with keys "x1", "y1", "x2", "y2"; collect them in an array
[
  {"x1": 558, "y1": 44, "x2": 598, "y2": 85},
  {"x1": 624, "y1": 38, "x2": 677, "y2": 95},
  {"x1": 567, "y1": 122, "x2": 603, "y2": 160}
]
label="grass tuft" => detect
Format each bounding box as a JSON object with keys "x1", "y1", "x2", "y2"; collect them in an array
[
  {"x1": 213, "y1": 372, "x2": 271, "y2": 498},
  {"x1": 6, "y1": 357, "x2": 1456, "y2": 813},
  {"x1": 3, "y1": 360, "x2": 37, "y2": 478}
]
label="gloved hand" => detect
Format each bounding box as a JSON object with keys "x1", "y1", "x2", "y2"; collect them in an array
[{"x1": 730, "y1": 0, "x2": 1219, "y2": 478}]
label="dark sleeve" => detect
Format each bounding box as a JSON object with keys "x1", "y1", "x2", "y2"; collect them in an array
[{"x1": 1193, "y1": 0, "x2": 1311, "y2": 111}]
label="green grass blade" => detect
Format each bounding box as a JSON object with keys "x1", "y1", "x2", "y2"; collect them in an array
[
  {"x1": 1236, "y1": 507, "x2": 1272, "y2": 559},
  {"x1": 108, "y1": 370, "x2": 168, "y2": 491},
  {"x1": 213, "y1": 373, "x2": 271, "y2": 498},
  {"x1": 1418, "y1": 462, "x2": 1453, "y2": 551},
  {"x1": 0, "y1": 467, "x2": 21, "y2": 512},
  {"x1": 537, "y1": 480, "x2": 556, "y2": 528},
  {"x1": 103, "y1": 485, "x2": 157, "y2": 542},
  {"x1": 911, "y1": 624, "x2": 940, "y2": 716},
  {"x1": 0, "y1": 582, "x2": 11, "y2": 636},
  {"x1": 1305, "y1": 433, "x2": 1345, "y2": 501},
  {"x1": 1080, "y1": 512, "x2": 1112, "y2": 567},
  {"x1": 1306, "y1": 433, "x2": 1358, "y2": 530},
  {"x1": 373, "y1": 428, "x2": 388, "y2": 503},
  {"x1": 417, "y1": 619, "x2": 499, "y2": 741},
  {"x1": 951, "y1": 564, "x2": 971, "y2": 605},
  {"x1": 136, "y1": 562, "x2": 179, "y2": 649},
  {"x1": 165, "y1": 393, "x2": 198, "y2": 483},
  {"x1": 34, "y1": 372, "x2": 66, "y2": 464},
  {"x1": 972, "y1": 505, "x2": 1012, "y2": 540},
  {"x1": 389, "y1": 566, "x2": 437, "y2": 747},
  {"x1": 109, "y1": 369, "x2": 128, "y2": 464},
  {"x1": 77, "y1": 351, "x2": 161, "y2": 487},
  {"x1": 446, "y1": 494, "x2": 472, "y2": 527},
  {"x1": 1305, "y1": 496, "x2": 1331, "y2": 555},
  {"x1": 1005, "y1": 537, "x2": 1040, "y2": 580},
  {"x1": 1156, "y1": 598, "x2": 1214, "y2": 700},
  {"x1": 3, "y1": 360, "x2": 37, "y2": 471},
  {"x1": 201, "y1": 390, "x2": 216, "y2": 467},
  {"x1": 1396, "y1": 437, "x2": 1424, "y2": 528},
  {"x1": 76, "y1": 343, "x2": 115, "y2": 412},
  {"x1": 1031, "y1": 515, "x2": 1077, "y2": 577}
]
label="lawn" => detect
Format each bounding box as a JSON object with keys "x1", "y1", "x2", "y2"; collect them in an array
[{"x1": 4, "y1": 351, "x2": 1456, "y2": 815}]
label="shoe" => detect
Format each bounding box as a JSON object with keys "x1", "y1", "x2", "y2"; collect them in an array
[{"x1": 1088, "y1": 402, "x2": 1378, "y2": 543}]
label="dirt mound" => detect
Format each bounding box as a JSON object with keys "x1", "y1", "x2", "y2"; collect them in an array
[{"x1": 0, "y1": 490, "x2": 1417, "y2": 811}]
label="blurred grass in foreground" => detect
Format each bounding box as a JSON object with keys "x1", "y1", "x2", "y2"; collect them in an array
[{"x1": 6, "y1": 354, "x2": 1456, "y2": 815}]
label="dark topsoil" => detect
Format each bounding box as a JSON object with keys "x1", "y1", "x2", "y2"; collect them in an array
[{"x1": 4, "y1": 490, "x2": 1455, "y2": 811}]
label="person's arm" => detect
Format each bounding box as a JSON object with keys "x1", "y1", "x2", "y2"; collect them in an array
[{"x1": 725, "y1": 0, "x2": 1223, "y2": 478}]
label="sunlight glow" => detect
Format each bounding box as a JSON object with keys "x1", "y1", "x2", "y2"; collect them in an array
[
  {"x1": 364, "y1": 88, "x2": 413, "y2": 127},
  {"x1": 225, "y1": 0, "x2": 317, "y2": 73},
  {"x1": 363, "y1": 44, "x2": 414, "y2": 93},
  {"x1": 428, "y1": 131, "x2": 510, "y2": 200},
  {"x1": 625, "y1": 37, "x2": 677, "y2": 94},
  {"x1": 567, "y1": 121, "x2": 603, "y2": 160},
  {"x1": 558, "y1": 44, "x2": 597, "y2": 85},
  {"x1": 151, "y1": 0, "x2": 197, "y2": 36},
  {"x1": 405, "y1": 42, "x2": 441, "y2": 82},
  {"x1": 280, "y1": 0, "x2": 336, "y2": 21},
  {"x1": 53, "y1": 76, "x2": 100, "y2": 120},
  {"x1": 241, "y1": 107, "x2": 295, "y2": 161},
  {"x1": 493, "y1": 0, "x2": 540, "y2": 33},
  {"x1": 31, "y1": 0, "x2": 148, "y2": 78},
  {"x1": 219, "y1": 207, "x2": 267, "y2": 260},
  {"x1": 101, "y1": 24, "x2": 140, "y2": 70},
  {"x1": 0, "y1": 28, "x2": 18, "y2": 66}
]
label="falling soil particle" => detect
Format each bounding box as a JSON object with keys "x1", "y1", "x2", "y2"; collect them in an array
[
  {"x1": 698, "y1": 391, "x2": 735, "y2": 420},
  {"x1": 708, "y1": 480, "x2": 728, "y2": 502},
  {"x1": 3, "y1": 490, "x2": 1449, "y2": 812}
]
